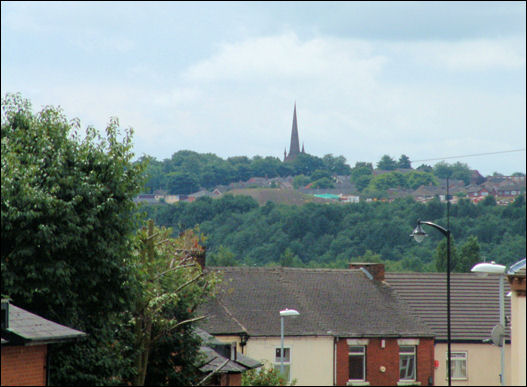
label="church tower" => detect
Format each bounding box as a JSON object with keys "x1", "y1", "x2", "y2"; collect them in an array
[{"x1": 284, "y1": 103, "x2": 301, "y2": 162}]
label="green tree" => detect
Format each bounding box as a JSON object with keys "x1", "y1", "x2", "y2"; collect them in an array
[
  {"x1": 322, "y1": 154, "x2": 352, "y2": 175},
  {"x1": 280, "y1": 247, "x2": 301, "y2": 267},
  {"x1": 128, "y1": 220, "x2": 220, "y2": 385},
  {"x1": 242, "y1": 363, "x2": 297, "y2": 386},
  {"x1": 417, "y1": 164, "x2": 433, "y2": 173},
  {"x1": 350, "y1": 162, "x2": 373, "y2": 191},
  {"x1": 292, "y1": 174, "x2": 311, "y2": 189},
  {"x1": 310, "y1": 169, "x2": 332, "y2": 181},
  {"x1": 352, "y1": 250, "x2": 383, "y2": 263},
  {"x1": 406, "y1": 171, "x2": 438, "y2": 189},
  {"x1": 397, "y1": 154, "x2": 412, "y2": 169},
  {"x1": 435, "y1": 237, "x2": 458, "y2": 272},
  {"x1": 480, "y1": 195, "x2": 497, "y2": 207},
  {"x1": 208, "y1": 245, "x2": 238, "y2": 266},
  {"x1": 457, "y1": 236, "x2": 481, "y2": 273},
  {"x1": 376, "y1": 154, "x2": 397, "y2": 170},
  {"x1": 433, "y1": 161, "x2": 472, "y2": 184},
  {"x1": 166, "y1": 171, "x2": 200, "y2": 194},
  {"x1": 1, "y1": 93, "x2": 146, "y2": 385},
  {"x1": 310, "y1": 177, "x2": 335, "y2": 189}
]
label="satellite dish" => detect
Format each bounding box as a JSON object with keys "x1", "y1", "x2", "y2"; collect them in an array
[{"x1": 490, "y1": 324, "x2": 505, "y2": 347}]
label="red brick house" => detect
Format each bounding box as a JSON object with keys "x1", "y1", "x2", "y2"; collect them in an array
[
  {"x1": 198, "y1": 264, "x2": 435, "y2": 386},
  {"x1": 1, "y1": 300, "x2": 86, "y2": 386}
]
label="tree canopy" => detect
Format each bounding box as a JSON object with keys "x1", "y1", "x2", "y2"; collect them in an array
[
  {"x1": 140, "y1": 194, "x2": 525, "y2": 272},
  {"x1": 1, "y1": 93, "x2": 148, "y2": 384}
]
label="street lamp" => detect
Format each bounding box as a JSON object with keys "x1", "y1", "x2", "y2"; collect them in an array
[
  {"x1": 411, "y1": 219, "x2": 452, "y2": 386},
  {"x1": 279, "y1": 308, "x2": 299, "y2": 379},
  {"x1": 471, "y1": 261, "x2": 507, "y2": 386}
]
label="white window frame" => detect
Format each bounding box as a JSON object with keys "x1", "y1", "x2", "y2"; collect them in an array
[
  {"x1": 348, "y1": 345, "x2": 367, "y2": 382},
  {"x1": 447, "y1": 351, "x2": 468, "y2": 380},
  {"x1": 274, "y1": 347, "x2": 292, "y2": 381},
  {"x1": 399, "y1": 345, "x2": 417, "y2": 381}
]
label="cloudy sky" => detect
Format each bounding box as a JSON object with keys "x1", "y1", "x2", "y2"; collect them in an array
[{"x1": 2, "y1": 1, "x2": 526, "y2": 176}]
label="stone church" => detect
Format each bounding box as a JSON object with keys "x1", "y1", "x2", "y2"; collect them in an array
[{"x1": 283, "y1": 103, "x2": 305, "y2": 162}]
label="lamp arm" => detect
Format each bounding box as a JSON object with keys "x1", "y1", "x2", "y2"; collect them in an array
[{"x1": 418, "y1": 220, "x2": 449, "y2": 237}]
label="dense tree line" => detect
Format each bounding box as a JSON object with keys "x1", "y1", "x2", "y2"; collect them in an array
[
  {"x1": 139, "y1": 151, "x2": 353, "y2": 194},
  {"x1": 139, "y1": 150, "x2": 491, "y2": 196},
  {"x1": 139, "y1": 194, "x2": 526, "y2": 272}
]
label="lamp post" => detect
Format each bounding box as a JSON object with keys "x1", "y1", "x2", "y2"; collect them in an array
[
  {"x1": 279, "y1": 308, "x2": 299, "y2": 379},
  {"x1": 411, "y1": 219, "x2": 452, "y2": 386},
  {"x1": 411, "y1": 176, "x2": 452, "y2": 385},
  {"x1": 471, "y1": 261, "x2": 507, "y2": 386}
]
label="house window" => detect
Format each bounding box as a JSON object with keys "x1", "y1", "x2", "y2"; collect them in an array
[
  {"x1": 399, "y1": 346, "x2": 416, "y2": 381},
  {"x1": 447, "y1": 352, "x2": 467, "y2": 380},
  {"x1": 274, "y1": 347, "x2": 291, "y2": 381},
  {"x1": 349, "y1": 345, "x2": 366, "y2": 381}
]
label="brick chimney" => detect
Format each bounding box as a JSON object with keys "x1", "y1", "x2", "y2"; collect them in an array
[
  {"x1": 349, "y1": 262, "x2": 385, "y2": 281},
  {"x1": 192, "y1": 250, "x2": 206, "y2": 271}
]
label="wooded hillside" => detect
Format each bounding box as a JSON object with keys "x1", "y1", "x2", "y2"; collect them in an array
[{"x1": 138, "y1": 194, "x2": 526, "y2": 272}]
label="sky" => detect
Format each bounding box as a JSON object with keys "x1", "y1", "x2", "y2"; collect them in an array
[{"x1": 2, "y1": 1, "x2": 526, "y2": 176}]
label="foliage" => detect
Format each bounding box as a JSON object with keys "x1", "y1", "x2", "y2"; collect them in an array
[
  {"x1": 433, "y1": 161, "x2": 472, "y2": 184},
  {"x1": 140, "y1": 150, "x2": 352, "y2": 194},
  {"x1": 207, "y1": 245, "x2": 238, "y2": 266},
  {"x1": 364, "y1": 170, "x2": 437, "y2": 192},
  {"x1": 435, "y1": 236, "x2": 458, "y2": 272},
  {"x1": 376, "y1": 154, "x2": 397, "y2": 170},
  {"x1": 457, "y1": 236, "x2": 481, "y2": 273},
  {"x1": 292, "y1": 174, "x2": 311, "y2": 189},
  {"x1": 310, "y1": 177, "x2": 335, "y2": 189},
  {"x1": 242, "y1": 363, "x2": 297, "y2": 386},
  {"x1": 1, "y1": 93, "x2": 146, "y2": 385},
  {"x1": 350, "y1": 162, "x2": 373, "y2": 192},
  {"x1": 140, "y1": 193, "x2": 525, "y2": 272},
  {"x1": 127, "y1": 220, "x2": 220, "y2": 385},
  {"x1": 397, "y1": 154, "x2": 412, "y2": 169}
]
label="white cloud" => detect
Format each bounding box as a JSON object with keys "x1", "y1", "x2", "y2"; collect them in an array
[
  {"x1": 183, "y1": 32, "x2": 387, "y2": 84},
  {"x1": 3, "y1": 29, "x2": 524, "y2": 175},
  {"x1": 390, "y1": 37, "x2": 526, "y2": 71}
]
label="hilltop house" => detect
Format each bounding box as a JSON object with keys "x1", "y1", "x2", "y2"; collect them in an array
[
  {"x1": 1, "y1": 300, "x2": 86, "y2": 386},
  {"x1": 385, "y1": 272, "x2": 512, "y2": 386},
  {"x1": 198, "y1": 264, "x2": 435, "y2": 386}
]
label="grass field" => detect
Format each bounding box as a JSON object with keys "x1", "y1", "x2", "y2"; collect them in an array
[{"x1": 221, "y1": 188, "x2": 334, "y2": 206}]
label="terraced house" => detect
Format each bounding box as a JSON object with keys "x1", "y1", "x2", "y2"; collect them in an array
[
  {"x1": 198, "y1": 264, "x2": 435, "y2": 386},
  {"x1": 385, "y1": 271, "x2": 512, "y2": 386}
]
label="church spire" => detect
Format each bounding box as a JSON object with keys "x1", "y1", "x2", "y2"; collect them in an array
[{"x1": 286, "y1": 102, "x2": 300, "y2": 161}]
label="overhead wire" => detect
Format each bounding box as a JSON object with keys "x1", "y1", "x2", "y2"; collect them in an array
[{"x1": 410, "y1": 149, "x2": 526, "y2": 163}]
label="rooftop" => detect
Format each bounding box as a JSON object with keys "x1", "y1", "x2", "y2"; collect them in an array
[
  {"x1": 1, "y1": 301, "x2": 86, "y2": 346},
  {"x1": 199, "y1": 267, "x2": 433, "y2": 338},
  {"x1": 384, "y1": 272, "x2": 511, "y2": 342}
]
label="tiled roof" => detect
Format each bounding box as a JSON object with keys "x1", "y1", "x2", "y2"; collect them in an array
[
  {"x1": 384, "y1": 272, "x2": 511, "y2": 342},
  {"x1": 2, "y1": 303, "x2": 86, "y2": 345},
  {"x1": 195, "y1": 328, "x2": 262, "y2": 373},
  {"x1": 198, "y1": 267, "x2": 433, "y2": 338}
]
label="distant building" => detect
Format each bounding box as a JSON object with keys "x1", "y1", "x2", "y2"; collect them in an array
[{"x1": 283, "y1": 103, "x2": 306, "y2": 162}]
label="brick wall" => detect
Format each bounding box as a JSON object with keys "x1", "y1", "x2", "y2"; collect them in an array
[
  {"x1": 220, "y1": 373, "x2": 242, "y2": 386},
  {"x1": 336, "y1": 337, "x2": 434, "y2": 386},
  {"x1": 1, "y1": 345, "x2": 47, "y2": 386}
]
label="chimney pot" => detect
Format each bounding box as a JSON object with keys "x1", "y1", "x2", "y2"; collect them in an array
[{"x1": 349, "y1": 263, "x2": 385, "y2": 281}]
